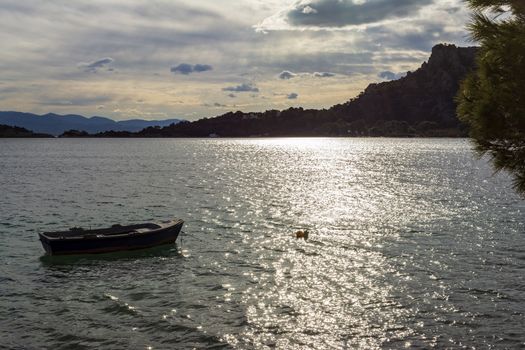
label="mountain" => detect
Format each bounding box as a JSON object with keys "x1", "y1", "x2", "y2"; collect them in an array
[
  {"x1": 330, "y1": 44, "x2": 479, "y2": 134},
  {"x1": 126, "y1": 43, "x2": 477, "y2": 138},
  {"x1": 0, "y1": 124, "x2": 53, "y2": 138},
  {"x1": 0, "y1": 112, "x2": 183, "y2": 136}
]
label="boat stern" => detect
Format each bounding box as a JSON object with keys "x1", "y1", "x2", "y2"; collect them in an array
[{"x1": 38, "y1": 233, "x2": 54, "y2": 255}]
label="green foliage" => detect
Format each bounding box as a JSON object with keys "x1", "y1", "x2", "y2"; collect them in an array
[{"x1": 457, "y1": 0, "x2": 525, "y2": 194}]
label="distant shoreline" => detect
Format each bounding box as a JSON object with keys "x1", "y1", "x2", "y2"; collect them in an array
[
  {"x1": 1, "y1": 135, "x2": 470, "y2": 140},
  {"x1": 0, "y1": 122, "x2": 468, "y2": 139}
]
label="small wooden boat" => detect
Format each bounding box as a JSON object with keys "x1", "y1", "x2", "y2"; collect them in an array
[{"x1": 39, "y1": 219, "x2": 184, "y2": 255}]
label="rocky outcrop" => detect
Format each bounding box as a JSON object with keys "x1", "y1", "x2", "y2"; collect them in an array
[{"x1": 331, "y1": 44, "x2": 478, "y2": 129}]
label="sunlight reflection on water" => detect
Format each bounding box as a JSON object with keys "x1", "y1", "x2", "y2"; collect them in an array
[{"x1": 0, "y1": 138, "x2": 524, "y2": 349}]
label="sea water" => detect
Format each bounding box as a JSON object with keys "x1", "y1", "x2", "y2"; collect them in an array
[{"x1": 0, "y1": 138, "x2": 524, "y2": 349}]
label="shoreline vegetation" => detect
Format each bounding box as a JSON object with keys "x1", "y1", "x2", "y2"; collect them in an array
[
  {"x1": 456, "y1": 0, "x2": 525, "y2": 195},
  {"x1": 1, "y1": 43, "x2": 477, "y2": 139},
  {"x1": 0, "y1": 125, "x2": 53, "y2": 138}
]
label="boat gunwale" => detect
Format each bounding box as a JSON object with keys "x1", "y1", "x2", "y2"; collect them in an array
[{"x1": 39, "y1": 219, "x2": 183, "y2": 241}]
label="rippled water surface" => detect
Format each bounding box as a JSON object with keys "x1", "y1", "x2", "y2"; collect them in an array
[{"x1": 1, "y1": 138, "x2": 524, "y2": 349}]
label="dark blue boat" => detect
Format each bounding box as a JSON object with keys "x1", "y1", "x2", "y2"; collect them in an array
[{"x1": 39, "y1": 219, "x2": 184, "y2": 255}]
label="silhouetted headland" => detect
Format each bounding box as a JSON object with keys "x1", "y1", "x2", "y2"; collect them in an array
[{"x1": 0, "y1": 124, "x2": 53, "y2": 138}]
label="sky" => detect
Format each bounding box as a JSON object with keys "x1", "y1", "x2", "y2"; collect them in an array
[{"x1": 0, "y1": 0, "x2": 473, "y2": 121}]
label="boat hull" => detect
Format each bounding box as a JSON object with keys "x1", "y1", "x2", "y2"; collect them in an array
[{"x1": 39, "y1": 220, "x2": 183, "y2": 255}]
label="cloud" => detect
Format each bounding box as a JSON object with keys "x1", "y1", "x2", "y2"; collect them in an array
[
  {"x1": 203, "y1": 102, "x2": 228, "y2": 108},
  {"x1": 378, "y1": 71, "x2": 406, "y2": 81},
  {"x1": 222, "y1": 83, "x2": 259, "y2": 93},
  {"x1": 313, "y1": 72, "x2": 335, "y2": 78},
  {"x1": 39, "y1": 96, "x2": 112, "y2": 106},
  {"x1": 302, "y1": 6, "x2": 318, "y2": 14},
  {"x1": 378, "y1": 71, "x2": 397, "y2": 80},
  {"x1": 287, "y1": 92, "x2": 298, "y2": 100},
  {"x1": 171, "y1": 63, "x2": 213, "y2": 75},
  {"x1": 361, "y1": 16, "x2": 470, "y2": 52},
  {"x1": 193, "y1": 64, "x2": 213, "y2": 72},
  {"x1": 279, "y1": 70, "x2": 297, "y2": 80},
  {"x1": 79, "y1": 57, "x2": 114, "y2": 73},
  {"x1": 286, "y1": 0, "x2": 434, "y2": 28},
  {"x1": 170, "y1": 63, "x2": 193, "y2": 75},
  {"x1": 278, "y1": 70, "x2": 335, "y2": 79}
]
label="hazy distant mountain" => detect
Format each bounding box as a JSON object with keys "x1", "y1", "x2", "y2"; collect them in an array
[{"x1": 0, "y1": 112, "x2": 183, "y2": 136}]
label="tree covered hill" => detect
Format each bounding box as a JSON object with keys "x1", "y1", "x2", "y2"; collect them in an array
[
  {"x1": 331, "y1": 44, "x2": 478, "y2": 135},
  {"x1": 0, "y1": 124, "x2": 53, "y2": 138}
]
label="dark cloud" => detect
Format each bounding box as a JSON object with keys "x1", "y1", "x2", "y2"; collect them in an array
[
  {"x1": 222, "y1": 83, "x2": 259, "y2": 93},
  {"x1": 203, "y1": 102, "x2": 227, "y2": 108},
  {"x1": 313, "y1": 72, "x2": 335, "y2": 78},
  {"x1": 362, "y1": 20, "x2": 469, "y2": 52},
  {"x1": 378, "y1": 71, "x2": 407, "y2": 80},
  {"x1": 171, "y1": 63, "x2": 193, "y2": 75},
  {"x1": 79, "y1": 57, "x2": 114, "y2": 73},
  {"x1": 171, "y1": 63, "x2": 213, "y2": 75},
  {"x1": 378, "y1": 71, "x2": 396, "y2": 80},
  {"x1": 287, "y1": 0, "x2": 434, "y2": 27},
  {"x1": 287, "y1": 92, "x2": 298, "y2": 100},
  {"x1": 193, "y1": 64, "x2": 213, "y2": 72},
  {"x1": 279, "y1": 71, "x2": 297, "y2": 79}
]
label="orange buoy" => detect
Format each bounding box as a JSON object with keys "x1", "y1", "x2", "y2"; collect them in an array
[{"x1": 295, "y1": 230, "x2": 309, "y2": 240}]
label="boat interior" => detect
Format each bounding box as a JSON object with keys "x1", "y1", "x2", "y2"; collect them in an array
[{"x1": 43, "y1": 223, "x2": 162, "y2": 238}]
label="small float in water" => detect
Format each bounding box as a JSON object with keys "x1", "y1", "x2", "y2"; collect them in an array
[
  {"x1": 295, "y1": 230, "x2": 309, "y2": 240},
  {"x1": 38, "y1": 219, "x2": 184, "y2": 255}
]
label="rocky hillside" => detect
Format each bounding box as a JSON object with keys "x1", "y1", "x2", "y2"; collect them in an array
[{"x1": 330, "y1": 44, "x2": 478, "y2": 133}]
